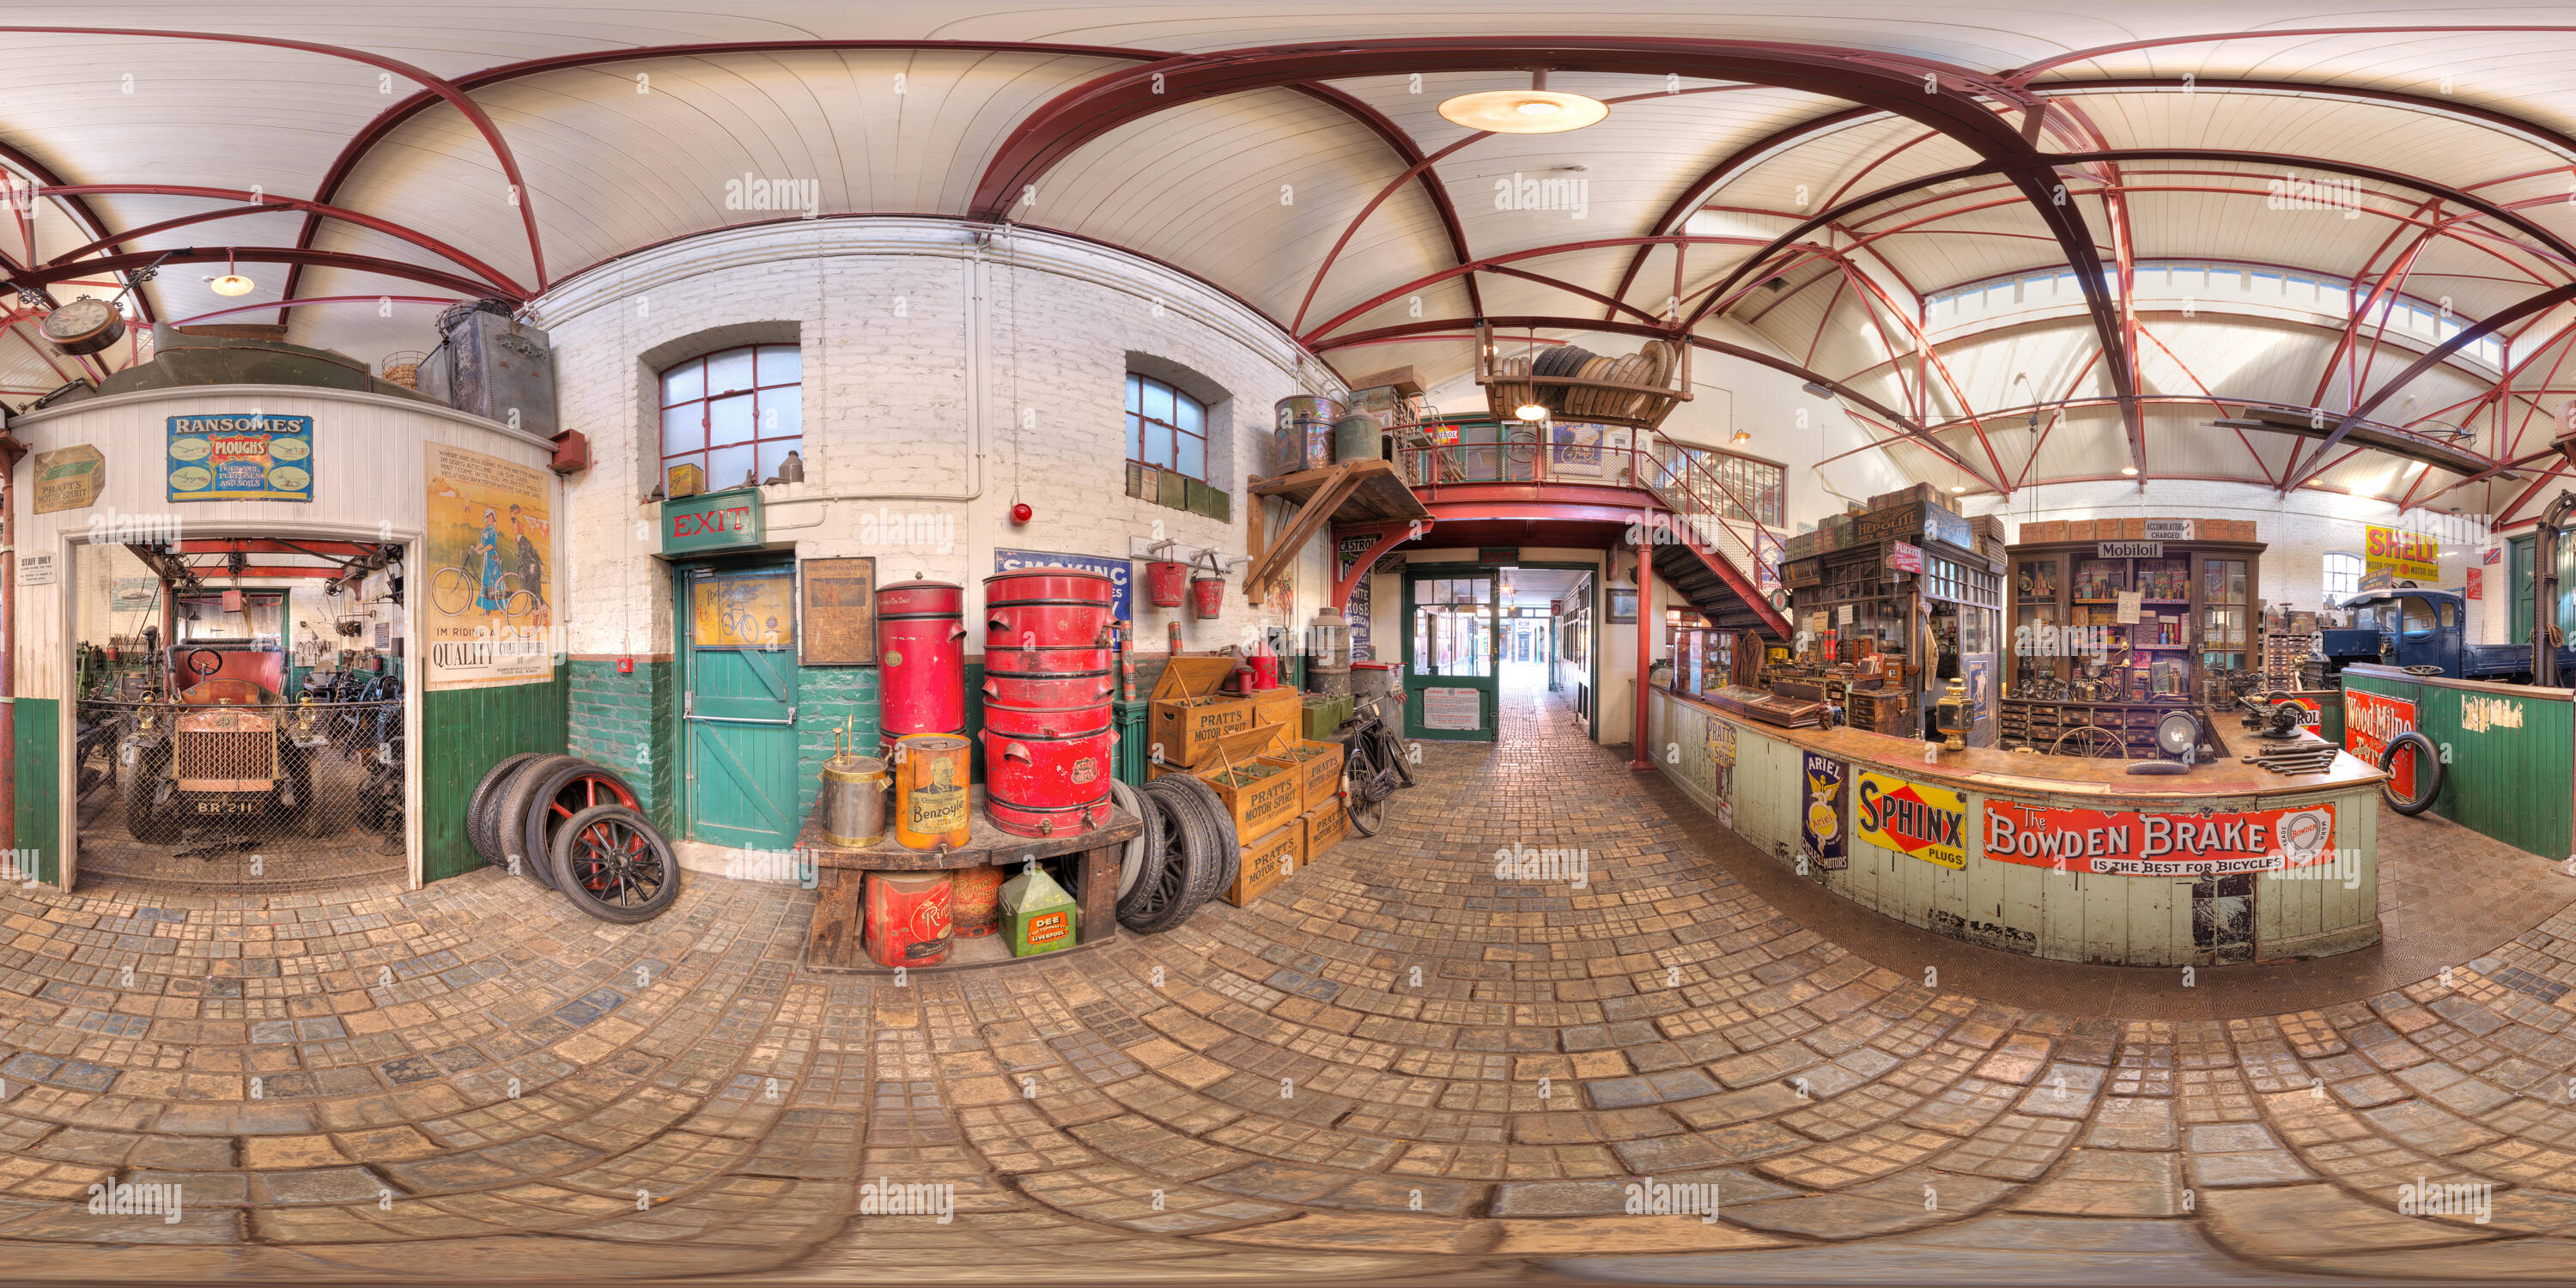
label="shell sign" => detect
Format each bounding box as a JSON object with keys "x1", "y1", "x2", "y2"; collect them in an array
[
  {"x1": 2365, "y1": 525, "x2": 2438, "y2": 582},
  {"x1": 1855, "y1": 772, "x2": 1966, "y2": 869}
]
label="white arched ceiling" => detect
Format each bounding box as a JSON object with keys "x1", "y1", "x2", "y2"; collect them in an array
[{"x1": 2, "y1": 6, "x2": 2574, "y2": 513}]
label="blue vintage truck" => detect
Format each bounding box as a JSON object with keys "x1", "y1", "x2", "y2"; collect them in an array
[{"x1": 2318, "y1": 586, "x2": 2576, "y2": 682}]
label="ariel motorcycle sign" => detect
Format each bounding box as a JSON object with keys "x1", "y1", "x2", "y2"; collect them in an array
[
  {"x1": 1855, "y1": 773, "x2": 1967, "y2": 869},
  {"x1": 1983, "y1": 800, "x2": 2336, "y2": 877}
]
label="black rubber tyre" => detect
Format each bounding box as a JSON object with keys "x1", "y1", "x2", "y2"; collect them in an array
[
  {"x1": 549, "y1": 804, "x2": 683, "y2": 923},
  {"x1": 468, "y1": 751, "x2": 543, "y2": 865},
  {"x1": 123, "y1": 747, "x2": 176, "y2": 842},
  {"x1": 1109, "y1": 779, "x2": 1163, "y2": 902},
  {"x1": 520, "y1": 760, "x2": 646, "y2": 888},
  {"x1": 496, "y1": 753, "x2": 582, "y2": 886},
  {"x1": 2381, "y1": 730, "x2": 2443, "y2": 816},
  {"x1": 1123, "y1": 777, "x2": 1224, "y2": 933},
  {"x1": 1163, "y1": 774, "x2": 1238, "y2": 911}
]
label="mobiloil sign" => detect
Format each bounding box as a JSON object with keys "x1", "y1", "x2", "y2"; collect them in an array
[{"x1": 1855, "y1": 772, "x2": 1966, "y2": 869}]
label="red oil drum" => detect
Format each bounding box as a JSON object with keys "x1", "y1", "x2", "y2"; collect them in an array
[
  {"x1": 983, "y1": 645, "x2": 1112, "y2": 675},
  {"x1": 984, "y1": 568, "x2": 1116, "y2": 649},
  {"x1": 982, "y1": 666, "x2": 1115, "y2": 708},
  {"x1": 984, "y1": 793, "x2": 1112, "y2": 840},
  {"x1": 865, "y1": 871, "x2": 953, "y2": 968},
  {"x1": 1246, "y1": 653, "x2": 1280, "y2": 690},
  {"x1": 980, "y1": 702, "x2": 1112, "y2": 739},
  {"x1": 951, "y1": 864, "x2": 1005, "y2": 938},
  {"x1": 1145, "y1": 560, "x2": 1188, "y2": 607},
  {"x1": 878, "y1": 579, "x2": 967, "y2": 743}
]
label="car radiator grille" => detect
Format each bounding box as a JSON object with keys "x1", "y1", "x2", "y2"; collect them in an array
[{"x1": 179, "y1": 731, "x2": 276, "y2": 783}]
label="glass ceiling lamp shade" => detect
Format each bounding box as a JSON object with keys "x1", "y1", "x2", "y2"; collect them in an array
[
  {"x1": 1438, "y1": 70, "x2": 1609, "y2": 134},
  {"x1": 208, "y1": 250, "x2": 254, "y2": 296}
]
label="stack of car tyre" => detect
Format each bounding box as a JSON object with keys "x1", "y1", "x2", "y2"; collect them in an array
[
  {"x1": 1111, "y1": 774, "x2": 1237, "y2": 933},
  {"x1": 469, "y1": 753, "x2": 682, "y2": 923}
]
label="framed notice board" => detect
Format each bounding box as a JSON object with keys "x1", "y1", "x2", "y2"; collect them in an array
[{"x1": 800, "y1": 556, "x2": 878, "y2": 665}]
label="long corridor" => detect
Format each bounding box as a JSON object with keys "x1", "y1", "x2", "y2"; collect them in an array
[{"x1": 3, "y1": 678, "x2": 2575, "y2": 1282}]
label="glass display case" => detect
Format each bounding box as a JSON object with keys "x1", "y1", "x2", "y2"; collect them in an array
[{"x1": 1999, "y1": 532, "x2": 2267, "y2": 754}]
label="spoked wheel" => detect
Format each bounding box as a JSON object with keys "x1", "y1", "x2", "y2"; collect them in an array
[
  {"x1": 1345, "y1": 740, "x2": 1394, "y2": 836},
  {"x1": 496, "y1": 753, "x2": 583, "y2": 887},
  {"x1": 430, "y1": 566, "x2": 473, "y2": 616},
  {"x1": 549, "y1": 804, "x2": 681, "y2": 922},
  {"x1": 2050, "y1": 725, "x2": 2129, "y2": 759},
  {"x1": 1372, "y1": 723, "x2": 1416, "y2": 789},
  {"x1": 1109, "y1": 779, "x2": 1164, "y2": 902},
  {"x1": 522, "y1": 761, "x2": 645, "y2": 888},
  {"x1": 1122, "y1": 776, "x2": 1228, "y2": 934}
]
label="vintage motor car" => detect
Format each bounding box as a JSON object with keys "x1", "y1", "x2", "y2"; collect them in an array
[{"x1": 122, "y1": 644, "x2": 331, "y2": 840}]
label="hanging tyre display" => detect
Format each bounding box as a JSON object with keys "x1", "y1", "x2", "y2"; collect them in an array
[
  {"x1": 1121, "y1": 776, "x2": 1227, "y2": 933},
  {"x1": 520, "y1": 760, "x2": 647, "y2": 879},
  {"x1": 495, "y1": 753, "x2": 584, "y2": 888},
  {"x1": 1109, "y1": 779, "x2": 1163, "y2": 902},
  {"x1": 548, "y1": 803, "x2": 683, "y2": 923},
  {"x1": 2380, "y1": 731, "x2": 2443, "y2": 817},
  {"x1": 467, "y1": 751, "x2": 544, "y2": 865}
]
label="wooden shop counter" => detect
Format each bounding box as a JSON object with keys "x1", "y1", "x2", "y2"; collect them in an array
[
  {"x1": 1649, "y1": 686, "x2": 2385, "y2": 966},
  {"x1": 797, "y1": 790, "x2": 1140, "y2": 973}
]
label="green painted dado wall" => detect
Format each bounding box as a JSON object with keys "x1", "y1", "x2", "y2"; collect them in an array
[
  {"x1": 570, "y1": 659, "x2": 678, "y2": 835},
  {"x1": 14, "y1": 697, "x2": 58, "y2": 885},
  {"x1": 422, "y1": 664, "x2": 570, "y2": 884}
]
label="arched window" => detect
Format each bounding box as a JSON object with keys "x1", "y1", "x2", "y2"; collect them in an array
[
  {"x1": 1126, "y1": 373, "x2": 1208, "y2": 481},
  {"x1": 2324, "y1": 551, "x2": 2362, "y2": 604},
  {"x1": 659, "y1": 343, "x2": 802, "y2": 489}
]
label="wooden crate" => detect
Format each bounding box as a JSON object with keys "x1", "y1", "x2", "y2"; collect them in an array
[
  {"x1": 1200, "y1": 759, "x2": 1304, "y2": 841},
  {"x1": 1224, "y1": 823, "x2": 1303, "y2": 907},
  {"x1": 1149, "y1": 656, "x2": 1261, "y2": 767},
  {"x1": 1299, "y1": 799, "x2": 1348, "y2": 864},
  {"x1": 1259, "y1": 738, "x2": 1345, "y2": 811}
]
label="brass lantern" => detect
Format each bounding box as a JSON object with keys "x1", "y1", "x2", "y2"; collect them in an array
[{"x1": 1933, "y1": 677, "x2": 1968, "y2": 752}]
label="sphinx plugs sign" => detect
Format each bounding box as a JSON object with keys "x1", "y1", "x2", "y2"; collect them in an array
[{"x1": 1855, "y1": 772, "x2": 1966, "y2": 869}]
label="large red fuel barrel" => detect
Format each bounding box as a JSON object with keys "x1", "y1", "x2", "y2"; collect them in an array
[
  {"x1": 878, "y1": 578, "x2": 966, "y2": 744},
  {"x1": 983, "y1": 568, "x2": 1115, "y2": 649}
]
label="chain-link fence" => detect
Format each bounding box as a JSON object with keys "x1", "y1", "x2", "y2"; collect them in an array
[{"x1": 74, "y1": 697, "x2": 406, "y2": 890}]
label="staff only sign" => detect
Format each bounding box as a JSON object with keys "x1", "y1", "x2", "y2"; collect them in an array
[
  {"x1": 1983, "y1": 800, "x2": 2337, "y2": 876},
  {"x1": 1855, "y1": 772, "x2": 1966, "y2": 869}
]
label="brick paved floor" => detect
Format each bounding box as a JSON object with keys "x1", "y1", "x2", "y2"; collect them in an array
[{"x1": 5, "y1": 672, "x2": 2576, "y2": 1283}]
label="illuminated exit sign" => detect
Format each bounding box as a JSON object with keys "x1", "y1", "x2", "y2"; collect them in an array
[{"x1": 661, "y1": 486, "x2": 765, "y2": 555}]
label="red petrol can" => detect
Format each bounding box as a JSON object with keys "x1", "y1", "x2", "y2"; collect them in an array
[
  {"x1": 865, "y1": 871, "x2": 953, "y2": 968},
  {"x1": 877, "y1": 578, "x2": 966, "y2": 743},
  {"x1": 1246, "y1": 653, "x2": 1280, "y2": 690}
]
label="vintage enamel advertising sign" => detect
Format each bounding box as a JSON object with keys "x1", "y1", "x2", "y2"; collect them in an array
[
  {"x1": 1982, "y1": 800, "x2": 2336, "y2": 877},
  {"x1": 1855, "y1": 772, "x2": 1966, "y2": 869},
  {"x1": 169, "y1": 414, "x2": 313, "y2": 502}
]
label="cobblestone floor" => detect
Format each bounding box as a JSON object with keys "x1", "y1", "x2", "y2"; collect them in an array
[{"x1": 6, "y1": 675, "x2": 2576, "y2": 1283}]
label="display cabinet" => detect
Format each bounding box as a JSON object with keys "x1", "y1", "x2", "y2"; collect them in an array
[{"x1": 2000, "y1": 532, "x2": 2266, "y2": 754}]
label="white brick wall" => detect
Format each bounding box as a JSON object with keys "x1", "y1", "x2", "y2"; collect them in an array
[{"x1": 529, "y1": 219, "x2": 1334, "y2": 658}]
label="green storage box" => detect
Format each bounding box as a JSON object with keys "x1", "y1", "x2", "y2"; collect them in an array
[
  {"x1": 1303, "y1": 694, "x2": 1352, "y2": 740},
  {"x1": 1000, "y1": 863, "x2": 1078, "y2": 957}
]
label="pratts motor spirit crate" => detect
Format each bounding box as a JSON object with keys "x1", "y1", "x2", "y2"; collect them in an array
[
  {"x1": 1251, "y1": 684, "x2": 1301, "y2": 732},
  {"x1": 2068, "y1": 519, "x2": 2097, "y2": 541},
  {"x1": 1148, "y1": 723, "x2": 1287, "y2": 781},
  {"x1": 1298, "y1": 798, "x2": 1348, "y2": 864},
  {"x1": 2026, "y1": 519, "x2": 2065, "y2": 543},
  {"x1": 1853, "y1": 498, "x2": 1973, "y2": 550},
  {"x1": 1261, "y1": 738, "x2": 1346, "y2": 811},
  {"x1": 1225, "y1": 823, "x2": 1304, "y2": 907},
  {"x1": 1149, "y1": 655, "x2": 1260, "y2": 768},
  {"x1": 1200, "y1": 756, "x2": 1303, "y2": 841}
]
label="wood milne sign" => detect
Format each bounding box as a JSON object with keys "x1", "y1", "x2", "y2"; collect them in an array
[
  {"x1": 662, "y1": 487, "x2": 765, "y2": 555},
  {"x1": 2343, "y1": 690, "x2": 2417, "y2": 799},
  {"x1": 1983, "y1": 800, "x2": 2337, "y2": 877}
]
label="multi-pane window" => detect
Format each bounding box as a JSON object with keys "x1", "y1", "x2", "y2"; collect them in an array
[
  {"x1": 1126, "y1": 374, "x2": 1208, "y2": 481},
  {"x1": 2323, "y1": 551, "x2": 2362, "y2": 604},
  {"x1": 659, "y1": 344, "x2": 803, "y2": 490}
]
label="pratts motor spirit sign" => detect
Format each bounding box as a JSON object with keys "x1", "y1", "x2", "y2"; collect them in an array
[
  {"x1": 1983, "y1": 800, "x2": 2336, "y2": 876},
  {"x1": 1855, "y1": 772, "x2": 1966, "y2": 869}
]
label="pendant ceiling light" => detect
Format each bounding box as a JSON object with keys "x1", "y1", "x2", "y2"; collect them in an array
[
  {"x1": 1437, "y1": 70, "x2": 1609, "y2": 134},
  {"x1": 207, "y1": 250, "x2": 254, "y2": 297}
]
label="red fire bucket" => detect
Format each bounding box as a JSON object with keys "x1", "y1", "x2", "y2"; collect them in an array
[
  {"x1": 1189, "y1": 562, "x2": 1225, "y2": 621},
  {"x1": 1145, "y1": 560, "x2": 1188, "y2": 608}
]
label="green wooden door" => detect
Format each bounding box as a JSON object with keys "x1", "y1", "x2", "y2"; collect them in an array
[
  {"x1": 681, "y1": 560, "x2": 800, "y2": 849},
  {"x1": 1403, "y1": 569, "x2": 1498, "y2": 741}
]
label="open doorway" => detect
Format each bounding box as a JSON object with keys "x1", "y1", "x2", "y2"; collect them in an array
[
  {"x1": 71, "y1": 537, "x2": 410, "y2": 893},
  {"x1": 1400, "y1": 562, "x2": 1594, "y2": 741}
]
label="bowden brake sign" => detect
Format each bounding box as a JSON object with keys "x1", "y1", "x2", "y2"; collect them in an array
[{"x1": 663, "y1": 487, "x2": 765, "y2": 555}]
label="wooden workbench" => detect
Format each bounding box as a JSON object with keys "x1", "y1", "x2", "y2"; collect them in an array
[{"x1": 797, "y1": 790, "x2": 1141, "y2": 972}]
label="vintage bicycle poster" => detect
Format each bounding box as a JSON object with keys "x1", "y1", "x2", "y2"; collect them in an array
[{"x1": 423, "y1": 442, "x2": 556, "y2": 691}]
